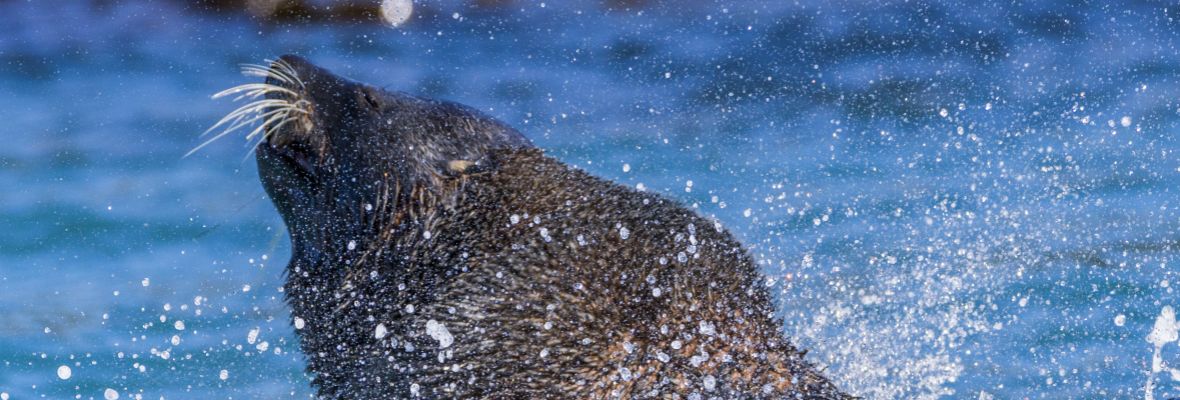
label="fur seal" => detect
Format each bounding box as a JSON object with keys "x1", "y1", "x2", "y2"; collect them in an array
[{"x1": 209, "y1": 55, "x2": 851, "y2": 399}]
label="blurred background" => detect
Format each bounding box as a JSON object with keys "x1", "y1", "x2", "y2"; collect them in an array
[{"x1": 2, "y1": 0, "x2": 1180, "y2": 398}]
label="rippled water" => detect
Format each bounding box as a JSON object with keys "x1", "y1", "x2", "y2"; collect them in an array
[{"x1": 3, "y1": 1, "x2": 1180, "y2": 398}]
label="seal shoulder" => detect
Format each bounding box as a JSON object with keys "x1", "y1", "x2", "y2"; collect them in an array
[{"x1": 395, "y1": 149, "x2": 844, "y2": 398}]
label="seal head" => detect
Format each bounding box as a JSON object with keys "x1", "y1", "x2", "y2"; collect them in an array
[{"x1": 255, "y1": 55, "x2": 531, "y2": 259}]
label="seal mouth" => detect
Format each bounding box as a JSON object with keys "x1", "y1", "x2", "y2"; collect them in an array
[
  {"x1": 186, "y1": 56, "x2": 315, "y2": 163},
  {"x1": 262, "y1": 138, "x2": 319, "y2": 177}
]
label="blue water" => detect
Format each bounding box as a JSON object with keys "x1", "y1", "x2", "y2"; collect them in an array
[{"x1": 3, "y1": 0, "x2": 1180, "y2": 398}]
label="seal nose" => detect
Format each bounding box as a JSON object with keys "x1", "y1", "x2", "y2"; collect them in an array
[
  {"x1": 270, "y1": 54, "x2": 354, "y2": 97},
  {"x1": 270, "y1": 54, "x2": 333, "y2": 89}
]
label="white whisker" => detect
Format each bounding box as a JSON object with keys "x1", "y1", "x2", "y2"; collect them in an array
[
  {"x1": 265, "y1": 114, "x2": 297, "y2": 139},
  {"x1": 185, "y1": 122, "x2": 251, "y2": 158},
  {"x1": 241, "y1": 70, "x2": 289, "y2": 85},
  {"x1": 241, "y1": 113, "x2": 297, "y2": 162},
  {"x1": 269, "y1": 58, "x2": 296, "y2": 78},
  {"x1": 268, "y1": 58, "x2": 305, "y2": 88},
  {"x1": 247, "y1": 67, "x2": 301, "y2": 89},
  {"x1": 213, "y1": 83, "x2": 296, "y2": 100},
  {"x1": 240, "y1": 64, "x2": 295, "y2": 85},
  {"x1": 245, "y1": 110, "x2": 292, "y2": 141},
  {"x1": 203, "y1": 99, "x2": 292, "y2": 136},
  {"x1": 217, "y1": 106, "x2": 295, "y2": 135}
]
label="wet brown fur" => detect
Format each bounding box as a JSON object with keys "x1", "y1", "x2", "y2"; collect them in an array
[{"x1": 282, "y1": 148, "x2": 849, "y2": 398}]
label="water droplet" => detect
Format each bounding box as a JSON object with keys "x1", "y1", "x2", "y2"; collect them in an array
[{"x1": 380, "y1": 0, "x2": 414, "y2": 27}]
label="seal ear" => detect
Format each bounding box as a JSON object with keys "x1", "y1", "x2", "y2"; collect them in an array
[
  {"x1": 357, "y1": 86, "x2": 383, "y2": 111},
  {"x1": 442, "y1": 156, "x2": 496, "y2": 177}
]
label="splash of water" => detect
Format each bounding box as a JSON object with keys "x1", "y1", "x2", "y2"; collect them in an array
[{"x1": 1146, "y1": 306, "x2": 1180, "y2": 400}]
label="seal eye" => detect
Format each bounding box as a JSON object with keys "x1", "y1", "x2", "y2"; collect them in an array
[{"x1": 359, "y1": 88, "x2": 382, "y2": 111}]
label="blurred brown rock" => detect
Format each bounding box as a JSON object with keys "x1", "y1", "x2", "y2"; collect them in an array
[{"x1": 190, "y1": 0, "x2": 381, "y2": 22}]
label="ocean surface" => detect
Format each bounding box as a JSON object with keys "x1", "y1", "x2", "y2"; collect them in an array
[{"x1": 2, "y1": 0, "x2": 1180, "y2": 398}]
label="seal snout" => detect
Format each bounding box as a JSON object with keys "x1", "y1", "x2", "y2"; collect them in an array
[
  {"x1": 186, "y1": 56, "x2": 316, "y2": 158},
  {"x1": 251, "y1": 56, "x2": 316, "y2": 152}
]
